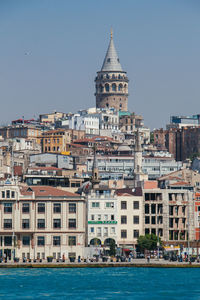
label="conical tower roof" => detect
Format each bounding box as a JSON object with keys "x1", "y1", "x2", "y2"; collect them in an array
[{"x1": 101, "y1": 30, "x2": 123, "y2": 72}]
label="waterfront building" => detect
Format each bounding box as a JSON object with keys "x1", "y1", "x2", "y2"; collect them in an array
[
  {"x1": 87, "y1": 188, "x2": 118, "y2": 248},
  {"x1": 0, "y1": 182, "x2": 86, "y2": 261},
  {"x1": 116, "y1": 188, "x2": 143, "y2": 251},
  {"x1": 143, "y1": 186, "x2": 194, "y2": 244},
  {"x1": 95, "y1": 30, "x2": 129, "y2": 111}
]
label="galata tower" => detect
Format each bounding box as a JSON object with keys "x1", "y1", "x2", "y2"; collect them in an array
[{"x1": 95, "y1": 30, "x2": 129, "y2": 111}]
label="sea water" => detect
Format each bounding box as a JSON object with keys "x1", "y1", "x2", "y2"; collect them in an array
[{"x1": 0, "y1": 267, "x2": 199, "y2": 299}]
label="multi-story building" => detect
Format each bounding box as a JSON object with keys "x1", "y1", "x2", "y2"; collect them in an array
[
  {"x1": 87, "y1": 188, "x2": 118, "y2": 248},
  {"x1": 0, "y1": 183, "x2": 86, "y2": 261},
  {"x1": 154, "y1": 125, "x2": 200, "y2": 161},
  {"x1": 39, "y1": 111, "x2": 67, "y2": 124},
  {"x1": 116, "y1": 188, "x2": 143, "y2": 251},
  {"x1": 95, "y1": 31, "x2": 129, "y2": 111},
  {"x1": 119, "y1": 112, "x2": 144, "y2": 132},
  {"x1": 69, "y1": 114, "x2": 99, "y2": 135},
  {"x1": 0, "y1": 125, "x2": 41, "y2": 140},
  {"x1": 143, "y1": 187, "x2": 195, "y2": 244},
  {"x1": 39, "y1": 129, "x2": 85, "y2": 153},
  {"x1": 87, "y1": 154, "x2": 182, "y2": 180}
]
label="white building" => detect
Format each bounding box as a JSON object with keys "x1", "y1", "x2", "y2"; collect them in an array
[
  {"x1": 87, "y1": 188, "x2": 118, "y2": 247},
  {"x1": 69, "y1": 114, "x2": 99, "y2": 135}
]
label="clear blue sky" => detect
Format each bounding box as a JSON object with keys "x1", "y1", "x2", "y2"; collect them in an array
[{"x1": 0, "y1": 0, "x2": 200, "y2": 129}]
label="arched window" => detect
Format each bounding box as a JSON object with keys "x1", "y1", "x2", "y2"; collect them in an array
[
  {"x1": 112, "y1": 83, "x2": 116, "y2": 91},
  {"x1": 106, "y1": 74, "x2": 110, "y2": 79},
  {"x1": 100, "y1": 85, "x2": 104, "y2": 93},
  {"x1": 112, "y1": 74, "x2": 115, "y2": 79},
  {"x1": 105, "y1": 84, "x2": 110, "y2": 92},
  {"x1": 118, "y1": 74, "x2": 121, "y2": 79},
  {"x1": 118, "y1": 84, "x2": 123, "y2": 91},
  {"x1": 106, "y1": 103, "x2": 109, "y2": 108},
  {"x1": 124, "y1": 84, "x2": 127, "y2": 92}
]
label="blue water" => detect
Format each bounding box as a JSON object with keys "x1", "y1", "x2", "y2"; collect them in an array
[{"x1": 0, "y1": 268, "x2": 200, "y2": 299}]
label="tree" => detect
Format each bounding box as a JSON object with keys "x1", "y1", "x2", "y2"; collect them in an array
[
  {"x1": 109, "y1": 239, "x2": 116, "y2": 256},
  {"x1": 137, "y1": 234, "x2": 161, "y2": 253},
  {"x1": 150, "y1": 132, "x2": 154, "y2": 144}
]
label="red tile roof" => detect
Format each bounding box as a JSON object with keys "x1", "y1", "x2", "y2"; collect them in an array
[
  {"x1": 20, "y1": 185, "x2": 79, "y2": 197},
  {"x1": 116, "y1": 187, "x2": 142, "y2": 196}
]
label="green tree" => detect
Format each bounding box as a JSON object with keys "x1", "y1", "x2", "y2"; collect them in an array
[
  {"x1": 137, "y1": 234, "x2": 161, "y2": 253},
  {"x1": 150, "y1": 132, "x2": 154, "y2": 144},
  {"x1": 109, "y1": 239, "x2": 116, "y2": 256}
]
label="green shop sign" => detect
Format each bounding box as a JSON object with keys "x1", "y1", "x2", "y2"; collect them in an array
[{"x1": 88, "y1": 221, "x2": 117, "y2": 224}]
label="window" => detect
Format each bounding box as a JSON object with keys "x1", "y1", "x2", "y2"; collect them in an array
[
  {"x1": 53, "y1": 203, "x2": 61, "y2": 213},
  {"x1": 37, "y1": 219, "x2": 45, "y2": 229},
  {"x1": 68, "y1": 236, "x2": 76, "y2": 246},
  {"x1": 4, "y1": 203, "x2": 12, "y2": 213},
  {"x1": 22, "y1": 203, "x2": 30, "y2": 213},
  {"x1": 133, "y1": 216, "x2": 139, "y2": 224},
  {"x1": 145, "y1": 216, "x2": 150, "y2": 224},
  {"x1": 91, "y1": 215, "x2": 94, "y2": 221},
  {"x1": 145, "y1": 204, "x2": 149, "y2": 214},
  {"x1": 121, "y1": 230, "x2": 127, "y2": 238},
  {"x1": 6, "y1": 190, "x2": 10, "y2": 198},
  {"x1": 11, "y1": 191, "x2": 15, "y2": 198},
  {"x1": 69, "y1": 203, "x2": 76, "y2": 213},
  {"x1": 133, "y1": 201, "x2": 139, "y2": 209},
  {"x1": 97, "y1": 215, "x2": 101, "y2": 221},
  {"x1": 68, "y1": 219, "x2": 76, "y2": 228},
  {"x1": 111, "y1": 227, "x2": 115, "y2": 234},
  {"x1": 92, "y1": 202, "x2": 100, "y2": 208},
  {"x1": 121, "y1": 201, "x2": 127, "y2": 209},
  {"x1": 22, "y1": 236, "x2": 30, "y2": 246},
  {"x1": 2, "y1": 191, "x2": 5, "y2": 198},
  {"x1": 37, "y1": 236, "x2": 45, "y2": 246},
  {"x1": 151, "y1": 204, "x2": 156, "y2": 214},
  {"x1": 106, "y1": 202, "x2": 114, "y2": 208},
  {"x1": 112, "y1": 83, "x2": 116, "y2": 91},
  {"x1": 53, "y1": 236, "x2": 60, "y2": 246},
  {"x1": 121, "y1": 216, "x2": 127, "y2": 224},
  {"x1": 38, "y1": 203, "x2": 45, "y2": 213},
  {"x1": 4, "y1": 219, "x2": 12, "y2": 229},
  {"x1": 90, "y1": 227, "x2": 94, "y2": 233},
  {"x1": 133, "y1": 230, "x2": 139, "y2": 238},
  {"x1": 53, "y1": 219, "x2": 61, "y2": 229},
  {"x1": 22, "y1": 219, "x2": 30, "y2": 229},
  {"x1": 151, "y1": 216, "x2": 156, "y2": 224},
  {"x1": 4, "y1": 236, "x2": 12, "y2": 246},
  {"x1": 111, "y1": 215, "x2": 114, "y2": 221}
]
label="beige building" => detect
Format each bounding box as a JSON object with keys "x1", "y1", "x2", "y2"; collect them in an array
[
  {"x1": 116, "y1": 188, "x2": 144, "y2": 250},
  {"x1": 0, "y1": 183, "x2": 86, "y2": 261}
]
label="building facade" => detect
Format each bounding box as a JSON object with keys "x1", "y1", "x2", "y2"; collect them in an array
[{"x1": 0, "y1": 183, "x2": 86, "y2": 261}]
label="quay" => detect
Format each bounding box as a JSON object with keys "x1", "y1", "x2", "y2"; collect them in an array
[{"x1": 1, "y1": 259, "x2": 200, "y2": 268}]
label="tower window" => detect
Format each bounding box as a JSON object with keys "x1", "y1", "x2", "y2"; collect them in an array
[
  {"x1": 117, "y1": 58, "x2": 120, "y2": 62},
  {"x1": 105, "y1": 84, "x2": 110, "y2": 92},
  {"x1": 106, "y1": 103, "x2": 109, "y2": 108},
  {"x1": 112, "y1": 83, "x2": 116, "y2": 91},
  {"x1": 107, "y1": 58, "x2": 111, "y2": 62},
  {"x1": 118, "y1": 84, "x2": 123, "y2": 91}
]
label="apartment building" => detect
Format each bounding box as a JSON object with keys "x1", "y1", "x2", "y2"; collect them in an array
[
  {"x1": 143, "y1": 187, "x2": 195, "y2": 244},
  {"x1": 87, "y1": 188, "x2": 118, "y2": 247},
  {"x1": 116, "y1": 188, "x2": 143, "y2": 250},
  {"x1": 0, "y1": 183, "x2": 86, "y2": 261},
  {"x1": 39, "y1": 129, "x2": 85, "y2": 153}
]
